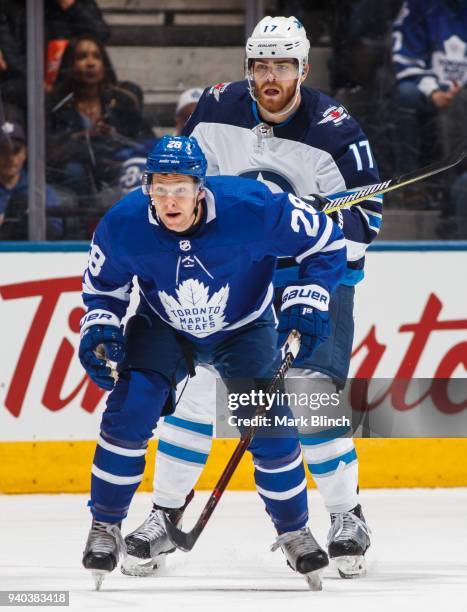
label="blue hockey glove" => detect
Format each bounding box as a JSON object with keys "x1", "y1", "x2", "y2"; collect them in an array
[
  {"x1": 79, "y1": 324, "x2": 125, "y2": 390},
  {"x1": 277, "y1": 284, "x2": 331, "y2": 362},
  {"x1": 302, "y1": 193, "x2": 344, "y2": 229}
]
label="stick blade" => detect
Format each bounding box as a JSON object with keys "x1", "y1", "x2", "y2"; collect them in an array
[{"x1": 162, "y1": 514, "x2": 200, "y2": 552}]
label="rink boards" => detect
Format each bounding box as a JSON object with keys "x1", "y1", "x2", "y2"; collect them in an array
[{"x1": 0, "y1": 242, "x2": 466, "y2": 493}]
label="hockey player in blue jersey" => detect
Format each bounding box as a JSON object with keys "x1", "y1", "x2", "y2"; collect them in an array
[
  {"x1": 124, "y1": 16, "x2": 379, "y2": 580},
  {"x1": 79, "y1": 135, "x2": 347, "y2": 589},
  {"x1": 392, "y1": 0, "x2": 467, "y2": 175},
  {"x1": 393, "y1": 0, "x2": 467, "y2": 182}
]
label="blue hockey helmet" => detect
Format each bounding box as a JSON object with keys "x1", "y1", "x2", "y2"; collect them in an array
[{"x1": 142, "y1": 135, "x2": 207, "y2": 195}]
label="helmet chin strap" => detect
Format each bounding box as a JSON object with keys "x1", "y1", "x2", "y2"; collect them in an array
[{"x1": 189, "y1": 183, "x2": 203, "y2": 227}]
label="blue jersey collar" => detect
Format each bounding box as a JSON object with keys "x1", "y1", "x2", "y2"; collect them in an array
[{"x1": 251, "y1": 101, "x2": 297, "y2": 129}]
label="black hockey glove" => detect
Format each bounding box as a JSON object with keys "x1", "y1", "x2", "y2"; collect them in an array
[{"x1": 302, "y1": 193, "x2": 344, "y2": 229}]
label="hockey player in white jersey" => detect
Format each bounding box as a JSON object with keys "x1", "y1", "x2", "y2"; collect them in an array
[
  {"x1": 79, "y1": 135, "x2": 346, "y2": 589},
  {"x1": 124, "y1": 16, "x2": 379, "y2": 579}
]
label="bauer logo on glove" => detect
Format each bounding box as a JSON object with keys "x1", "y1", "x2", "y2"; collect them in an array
[
  {"x1": 278, "y1": 283, "x2": 331, "y2": 362},
  {"x1": 281, "y1": 284, "x2": 329, "y2": 311}
]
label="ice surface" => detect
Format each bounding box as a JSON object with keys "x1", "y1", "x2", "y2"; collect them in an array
[{"x1": 2, "y1": 489, "x2": 467, "y2": 611}]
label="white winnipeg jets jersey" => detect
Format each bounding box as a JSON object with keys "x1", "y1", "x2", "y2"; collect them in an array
[{"x1": 183, "y1": 80, "x2": 383, "y2": 286}]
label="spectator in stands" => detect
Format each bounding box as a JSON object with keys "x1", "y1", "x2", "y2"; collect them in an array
[
  {"x1": 0, "y1": 0, "x2": 111, "y2": 112},
  {"x1": 46, "y1": 34, "x2": 144, "y2": 206},
  {"x1": 391, "y1": 0, "x2": 467, "y2": 198},
  {"x1": 0, "y1": 1, "x2": 27, "y2": 114},
  {"x1": 0, "y1": 120, "x2": 62, "y2": 240},
  {"x1": 174, "y1": 88, "x2": 203, "y2": 135},
  {"x1": 112, "y1": 88, "x2": 203, "y2": 199},
  {"x1": 45, "y1": 0, "x2": 111, "y2": 91}
]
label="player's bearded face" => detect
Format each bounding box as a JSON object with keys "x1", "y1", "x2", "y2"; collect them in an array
[
  {"x1": 251, "y1": 59, "x2": 301, "y2": 113},
  {"x1": 150, "y1": 173, "x2": 204, "y2": 232}
]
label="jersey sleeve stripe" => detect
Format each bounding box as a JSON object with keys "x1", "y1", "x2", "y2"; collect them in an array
[
  {"x1": 82, "y1": 270, "x2": 131, "y2": 302},
  {"x1": 355, "y1": 206, "x2": 382, "y2": 231},
  {"x1": 345, "y1": 238, "x2": 370, "y2": 262},
  {"x1": 295, "y1": 215, "x2": 333, "y2": 263},
  {"x1": 418, "y1": 76, "x2": 440, "y2": 97},
  {"x1": 393, "y1": 54, "x2": 425, "y2": 68},
  {"x1": 396, "y1": 66, "x2": 432, "y2": 80},
  {"x1": 320, "y1": 238, "x2": 347, "y2": 253}
]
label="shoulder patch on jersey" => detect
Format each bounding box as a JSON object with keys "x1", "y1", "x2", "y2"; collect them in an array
[
  {"x1": 317, "y1": 105, "x2": 350, "y2": 126},
  {"x1": 208, "y1": 82, "x2": 231, "y2": 102}
]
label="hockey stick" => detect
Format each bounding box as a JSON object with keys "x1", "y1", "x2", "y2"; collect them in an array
[
  {"x1": 162, "y1": 329, "x2": 302, "y2": 552},
  {"x1": 321, "y1": 145, "x2": 466, "y2": 214}
]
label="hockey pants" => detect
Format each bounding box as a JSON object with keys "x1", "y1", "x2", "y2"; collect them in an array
[
  {"x1": 88, "y1": 305, "x2": 309, "y2": 533},
  {"x1": 153, "y1": 284, "x2": 360, "y2": 514}
]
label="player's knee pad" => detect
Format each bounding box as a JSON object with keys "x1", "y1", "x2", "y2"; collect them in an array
[{"x1": 101, "y1": 369, "x2": 172, "y2": 444}]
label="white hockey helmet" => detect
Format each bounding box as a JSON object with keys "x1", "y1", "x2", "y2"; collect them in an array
[{"x1": 245, "y1": 16, "x2": 310, "y2": 76}]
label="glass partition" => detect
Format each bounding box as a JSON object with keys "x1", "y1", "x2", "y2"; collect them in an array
[{"x1": 0, "y1": 0, "x2": 464, "y2": 242}]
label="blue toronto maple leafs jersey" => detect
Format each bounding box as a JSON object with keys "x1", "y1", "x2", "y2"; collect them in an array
[
  {"x1": 393, "y1": 0, "x2": 467, "y2": 97},
  {"x1": 82, "y1": 176, "x2": 346, "y2": 342},
  {"x1": 182, "y1": 80, "x2": 382, "y2": 286}
]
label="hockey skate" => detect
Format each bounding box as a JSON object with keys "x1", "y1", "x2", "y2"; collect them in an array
[
  {"x1": 122, "y1": 493, "x2": 193, "y2": 577},
  {"x1": 82, "y1": 519, "x2": 125, "y2": 590},
  {"x1": 271, "y1": 527, "x2": 329, "y2": 591},
  {"x1": 327, "y1": 504, "x2": 371, "y2": 578}
]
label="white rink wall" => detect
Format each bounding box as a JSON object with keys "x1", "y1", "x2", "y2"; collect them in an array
[
  {"x1": 0, "y1": 242, "x2": 466, "y2": 494},
  {"x1": 0, "y1": 243, "x2": 465, "y2": 441}
]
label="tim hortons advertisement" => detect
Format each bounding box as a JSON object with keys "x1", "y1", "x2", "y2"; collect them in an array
[{"x1": 0, "y1": 249, "x2": 466, "y2": 441}]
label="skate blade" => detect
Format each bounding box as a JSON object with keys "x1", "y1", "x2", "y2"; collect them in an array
[
  {"x1": 91, "y1": 570, "x2": 108, "y2": 591},
  {"x1": 121, "y1": 553, "x2": 167, "y2": 577},
  {"x1": 334, "y1": 555, "x2": 366, "y2": 579},
  {"x1": 304, "y1": 569, "x2": 323, "y2": 591}
]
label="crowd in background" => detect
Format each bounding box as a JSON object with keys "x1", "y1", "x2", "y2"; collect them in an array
[{"x1": 0, "y1": 0, "x2": 465, "y2": 240}]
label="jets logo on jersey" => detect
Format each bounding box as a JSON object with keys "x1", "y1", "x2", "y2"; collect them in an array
[
  {"x1": 158, "y1": 279, "x2": 230, "y2": 336},
  {"x1": 208, "y1": 82, "x2": 231, "y2": 102},
  {"x1": 239, "y1": 169, "x2": 297, "y2": 195},
  {"x1": 317, "y1": 105, "x2": 349, "y2": 126}
]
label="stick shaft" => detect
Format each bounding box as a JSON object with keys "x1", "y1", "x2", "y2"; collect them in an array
[
  {"x1": 322, "y1": 146, "x2": 466, "y2": 214},
  {"x1": 164, "y1": 330, "x2": 301, "y2": 550}
]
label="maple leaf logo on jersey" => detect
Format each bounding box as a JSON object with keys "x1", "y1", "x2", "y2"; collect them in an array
[
  {"x1": 317, "y1": 105, "x2": 349, "y2": 126},
  {"x1": 158, "y1": 279, "x2": 230, "y2": 337},
  {"x1": 208, "y1": 82, "x2": 231, "y2": 102}
]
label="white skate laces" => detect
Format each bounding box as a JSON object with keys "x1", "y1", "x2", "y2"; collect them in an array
[
  {"x1": 327, "y1": 510, "x2": 371, "y2": 545},
  {"x1": 327, "y1": 509, "x2": 371, "y2": 578},
  {"x1": 91, "y1": 521, "x2": 127, "y2": 560},
  {"x1": 271, "y1": 527, "x2": 316, "y2": 557},
  {"x1": 129, "y1": 508, "x2": 167, "y2": 543},
  {"x1": 271, "y1": 527, "x2": 328, "y2": 591}
]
